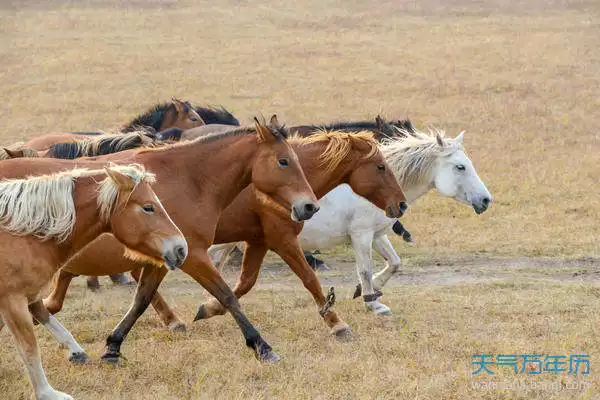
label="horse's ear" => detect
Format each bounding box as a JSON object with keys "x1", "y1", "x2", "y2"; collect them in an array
[
  {"x1": 254, "y1": 116, "x2": 276, "y2": 142},
  {"x1": 105, "y1": 167, "x2": 135, "y2": 191},
  {"x1": 269, "y1": 114, "x2": 279, "y2": 127},
  {"x1": 2, "y1": 148, "x2": 24, "y2": 158},
  {"x1": 436, "y1": 133, "x2": 444, "y2": 147},
  {"x1": 375, "y1": 115, "x2": 385, "y2": 129},
  {"x1": 455, "y1": 131, "x2": 465, "y2": 146},
  {"x1": 171, "y1": 98, "x2": 185, "y2": 114}
]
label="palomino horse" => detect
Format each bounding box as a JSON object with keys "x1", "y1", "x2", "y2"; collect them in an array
[
  {"x1": 44, "y1": 128, "x2": 408, "y2": 339},
  {"x1": 24, "y1": 98, "x2": 204, "y2": 151},
  {"x1": 0, "y1": 163, "x2": 186, "y2": 400},
  {"x1": 274, "y1": 125, "x2": 492, "y2": 315},
  {"x1": 43, "y1": 117, "x2": 318, "y2": 363}
]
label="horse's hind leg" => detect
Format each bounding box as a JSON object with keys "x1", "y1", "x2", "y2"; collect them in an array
[
  {"x1": 129, "y1": 267, "x2": 186, "y2": 332},
  {"x1": 86, "y1": 276, "x2": 101, "y2": 291},
  {"x1": 0, "y1": 295, "x2": 73, "y2": 400},
  {"x1": 43, "y1": 270, "x2": 76, "y2": 315},
  {"x1": 372, "y1": 234, "x2": 402, "y2": 291},
  {"x1": 28, "y1": 300, "x2": 88, "y2": 364},
  {"x1": 351, "y1": 232, "x2": 392, "y2": 316},
  {"x1": 197, "y1": 242, "x2": 267, "y2": 319},
  {"x1": 102, "y1": 265, "x2": 168, "y2": 364}
]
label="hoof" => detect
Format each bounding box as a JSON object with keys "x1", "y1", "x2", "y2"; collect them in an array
[
  {"x1": 38, "y1": 388, "x2": 73, "y2": 400},
  {"x1": 101, "y1": 352, "x2": 123, "y2": 366},
  {"x1": 260, "y1": 350, "x2": 281, "y2": 363},
  {"x1": 193, "y1": 304, "x2": 207, "y2": 322},
  {"x1": 332, "y1": 325, "x2": 355, "y2": 342},
  {"x1": 168, "y1": 321, "x2": 187, "y2": 332},
  {"x1": 353, "y1": 284, "x2": 362, "y2": 299},
  {"x1": 68, "y1": 352, "x2": 89, "y2": 364},
  {"x1": 365, "y1": 301, "x2": 392, "y2": 316}
]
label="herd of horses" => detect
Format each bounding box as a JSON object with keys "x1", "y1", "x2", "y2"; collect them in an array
[{"x1": 0, "y1": 98, "x2": 492, "y2": 400}]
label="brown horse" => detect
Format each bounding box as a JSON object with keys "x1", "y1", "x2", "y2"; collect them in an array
[
  {"x1": 0, "y1": 163, "x2": 186, "y2": 400},
  {"x1": 44, "y1": 116, "x2": 318, "y2": 363},
  {"x1": 45, "y1": 128, "x2": 408, "y2": 340},
  {"x1": 24, "y1": 98, "x2": 204, "y2": 151}
]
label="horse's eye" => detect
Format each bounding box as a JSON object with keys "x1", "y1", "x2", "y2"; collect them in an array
[
  {"x1": 456, "y1": 164, "x2": 466, "y2": 171},
  {"x1": 278, "y1": 158, "x2": 289, "y2": 167},
  {"x1": 190, "y1": 116, "x2": 198, "y2": 122},
  {"x1": 377, "y1": 164, "x2": 386, "y2": 172},
  {"x1": 142, "y1": 204, "x2": 155, "y2": 214}
]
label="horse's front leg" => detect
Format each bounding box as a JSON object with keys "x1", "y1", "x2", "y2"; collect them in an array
[
  {"x1": 186, "y1": 249, "x2": 279, "y2": 362},
  {"x1": 28, "y1": 300, "x2": 88, "y2": 364},
  {"x1": 102, "y1": 264, "x2": 168, "y2": 364},
  {"x1": 372, "y1": 234, "x2": 402, "y2": 290},
  {"x1": 196, "y1": 242, "x2": 267, "y2": 319},
  {"x1": 273, "y1": 236, "x2": 354, "y2": 340},
  {"x1": 351, "y1": 232, "x2": 392, "y2": 316},
  {"x1": 43, "y1": 269, "x2": 76, "y2": 315},
  {"x1": 129, "y1": 267, "x2": 186, "y2": 332}
]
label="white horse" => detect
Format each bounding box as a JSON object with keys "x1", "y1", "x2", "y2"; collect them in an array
[{"x1": 210, "y1": 126, "x2": 492, "y2": 315}]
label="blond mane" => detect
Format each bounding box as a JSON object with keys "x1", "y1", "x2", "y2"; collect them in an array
[
  {"x1": 0, "y1": 163, "x2": 154, "y2": 242},
  {"x1": 0, "y1": 142, "x2": 39, "y2": 160},
  {"x1": 380, "y1": 127, "x2": 463, "y2": 187},
  {"x1": 289, "y1": 130, "x2": 379, "y2": 172}
]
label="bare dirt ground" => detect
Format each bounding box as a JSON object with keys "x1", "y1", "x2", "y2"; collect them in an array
[{"x1": 0, "y1": 0, "x2": 599, "y2": 398}]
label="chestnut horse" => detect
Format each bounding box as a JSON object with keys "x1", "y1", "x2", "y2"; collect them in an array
[
  {"x1": 44, "y1": 117, "x2": 318, "y2": 363},
  {"x1": 45, "y1": 128, "x2": 408, "y2": 340},
  {"x1": 0, "y1": 163, "x2": 186, "y2": 400},
  {"x1": 24, "y1": 98, "x2": 204, "y2": 151}
]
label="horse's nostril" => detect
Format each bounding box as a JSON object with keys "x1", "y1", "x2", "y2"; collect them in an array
[
  {"x1": 482, "y1": 197, "x2": 490, "y2": 206},
  {"x1": 175, "y1": 245, "x2": 186, "y2": 260},
  {"x1": 399, "y1": 202, "x2": 408, "y2": 212},
  {"x1": 305, "y1": 203, "x2": 316, "y2": 213}
]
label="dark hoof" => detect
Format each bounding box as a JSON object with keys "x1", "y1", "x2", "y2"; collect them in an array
[
  {"x1": 353, "y1": 284, "x2": 362, "y2": 299},
  {"x1": 101, "y1": 352, "x2": 123, "y2": 365},
  {"x1": 314, "y1": 261, "x2": 331, "y2": 271},
  {"x1": 193, "y1": 304, "x2": 207, "y2": 322},
  {"x1": 68, "y1": 352, "x2": 89, "y2": 364},
  {"x1": 259, "y1": 350, "x2": 281, "y2": 363},
  {"x1": 333, "y1": 326, "x2": 355, "y2": 342},
  {"x1": 168, "y1": 321, "x2": 187, "y2": 332}
]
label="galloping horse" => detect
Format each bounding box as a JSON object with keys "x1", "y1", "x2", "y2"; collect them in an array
[
  {"x1": 24, "y1": 99, "x2": 204, "y2": 151},
  {"x1": 44, "y1": 127, "x2": 408, "y2": 339},
  {"x1": 0, "y1": 163, "x2": 186, "y2": 400},
  {"x1": 44, "y1": 117, "x2": 318, "y2": 363}
]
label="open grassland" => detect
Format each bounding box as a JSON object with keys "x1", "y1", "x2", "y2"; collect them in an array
[{"x1": 0, "y1": 0, "x2": 598, "y2": 399}]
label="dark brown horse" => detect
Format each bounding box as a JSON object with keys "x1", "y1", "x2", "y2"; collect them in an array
[
  {"x1": 44, "y1": 126, "x2": 408, "y2": 341},
  {"x1": 43, "y1": 117, "x2": 318, "y2": 363},
  {"x1": 24, "y1": 99, "x2": 204, "y2": 151}
]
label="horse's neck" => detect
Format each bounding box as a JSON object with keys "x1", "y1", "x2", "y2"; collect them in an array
[
  {"x1": 59, "y1": 177, "x2": 109, "y2": 261},
  {"x1": 141, "y1": 135, "x2": 256, "y2": 211},
  {"x1": 402, "y1": 183, "x2": 434, "y2": 204},
  {"x1": 158, "y1": 108, "x2": 175, "y2": 131}
]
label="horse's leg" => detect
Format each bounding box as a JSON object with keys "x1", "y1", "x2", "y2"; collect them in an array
[
  {"x1": 208, "y1": 242, "x2": 238, "y2": 270},
  {"x1": 274, "y1": 238, "x2": 354, "y2": 340},
  {"x1": 86, "y1": 276, "x2": 101, "y2": 291},
  {"x1": 187, "y1": 249, "x2": 279, "y2": 362},
  {"x1": 129, "y1": 267, "x2": 186, "y2": 332},
  {"x1": 197, "y1": 242, "x2": 267, "y2": 318},
  {"x1": 351, "y1": 232, "x2": 392, "y2": 316},
  {"x1": 372, "y1": 234, "x2": 402, "y2": 290},
  {"x1": 109, "y1": 273, "x2": 134, "y2": 286},
  {"x1": 102, "y1": 265, "x2": 168, "y2": 364},
  {"x1": 0, "y1": 295, "x2": 73, "y2": 400},
  {"x1": 28, "y1": 300, "x2": 88, "y2": 364},
  {"x1": 43, "y1": 269, "x2": 76, "y2": 315}
]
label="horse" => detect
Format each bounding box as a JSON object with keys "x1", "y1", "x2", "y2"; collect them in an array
[
  {"x1": 265, "y1": 125, "x2": 492, "y2": 315},
  {"x1": 0, "y1": 163, "x2": 187, "y2": 400},
  {"x1": 23, "y1": 98, "x2": 204, "y2": 151},
  {"x1": 43, "y1": 128, "x2": 408, "y2": 340},
  {"x1": 42, "y1": 116, "x2": 318, "y2": 363},
  {"x1": 194, "y1": 105, "x2": 240, "y2": 126}
]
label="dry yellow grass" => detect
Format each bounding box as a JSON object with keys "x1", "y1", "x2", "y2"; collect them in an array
[{"x1": 0, "y1": 0, "x2": 599, "y2": 399}]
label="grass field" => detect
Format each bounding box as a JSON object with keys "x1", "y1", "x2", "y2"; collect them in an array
[{"x1": 0, "y1": 0, "x2": 599, "y2": 399}]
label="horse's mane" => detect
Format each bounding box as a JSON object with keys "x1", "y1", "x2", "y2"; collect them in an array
[
  {"x1": 0, "y1": 143, "x2": 39, "y2": 160},
  {"x1": 0, "y1": 164, "x2": 154, "y2": 243},
  {"x1": 289, "y1": 130, "x2": 379, "y2": 172},
  {"x1": 46, "y1": 131, "x2": 155, "y2": 159},
  {"x1": 195, "y1": 105, "x2": 240, "y2": 126},
  {"x1": 121, "y1": 102, "x2": 178, "y2": 132},
  {"x1": 380, "y1": 126, "x2": 462, "y2": 187}
]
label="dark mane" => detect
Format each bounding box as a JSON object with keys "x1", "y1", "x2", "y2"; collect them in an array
[
  {"x1": 195, "y1": 106, "x2": 240, "y2": 126},
  {"x1": 291, "y1": 118, "x2": 416, "y2": 141},
  {"x1": 46, "y1": 132, "x2": 154, "y2": 159},
  {"x1": 317, "y1": 121, "x2": 380, "y2": 131},
  {"x1": 121, "y1": 103, "x2": 175, "y2": 133}
]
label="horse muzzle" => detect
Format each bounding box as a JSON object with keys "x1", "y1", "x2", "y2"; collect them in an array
[
  {"x1": 162, "y1": 237, "x2": 188, "y2": 270},
  {"x1": 291, "y1": 198, "x2": 320, "y2": 222},
  {"x1": 472, "y1": 196, "x2": 492, "y2": 215},
  {"x1": 386, "y1": 201, "x2": 408, "y2": 218}
]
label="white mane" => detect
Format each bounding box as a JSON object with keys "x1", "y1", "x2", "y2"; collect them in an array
[
  {"x1": 0, "y1": 164, "x2": 154, "y2": 243},
  {"x1": 380, "y1": 127, "x2": 463, "y2": 188}
]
